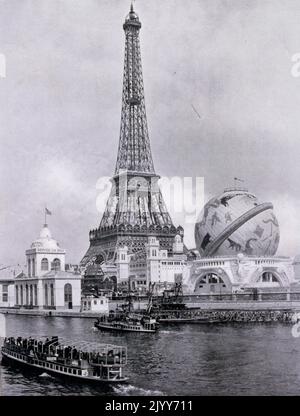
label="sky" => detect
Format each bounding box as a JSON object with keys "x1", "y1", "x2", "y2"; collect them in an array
[{"x1": 1, "y1": 0, "x2": 300, "y2": 266}]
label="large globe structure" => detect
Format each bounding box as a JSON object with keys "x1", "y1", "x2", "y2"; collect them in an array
[{"x1": 195, "y1": 188, "x2": 280, "y2": 257}]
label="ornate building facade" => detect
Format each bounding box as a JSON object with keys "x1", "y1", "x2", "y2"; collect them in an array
[
  {"x1": 81, "y1": 6, "x2": 184, "y2": 287},
  {"x1": 186, "y1": 254, "x2": 295, "y2": 294},
  {"x1": 117, "y1": 235, "x2": 188, "y2": 295}
]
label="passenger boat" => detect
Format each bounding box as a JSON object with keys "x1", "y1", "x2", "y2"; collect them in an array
[{"x1": 1, "y1": 336, "x2": 128, "y2": 383}]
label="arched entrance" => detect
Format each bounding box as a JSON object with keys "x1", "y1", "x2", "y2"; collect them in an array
[
  {"x1": 64, "y1": 283, "x2": 72, "y2": 309},
  {"x1": 194, "y1": 272, "x2": 231, "y2": 294},
  {"x1": 257, "y1": 271, "x2": 281, "y2": 287}
]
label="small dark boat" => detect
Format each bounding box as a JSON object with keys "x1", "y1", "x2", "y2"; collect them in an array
[
  {"x1": 95, "y1": 314, "x2": 158, "y2": 333},
  {"x1": 95, "y1": 282, "x2": 159, "y2": 333},
  {"x1": 1, "y1": 336, "x2": 128, "y2": 383}
]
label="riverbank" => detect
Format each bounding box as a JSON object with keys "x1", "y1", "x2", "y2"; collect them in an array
[
  {"x1": 0, "y1": 309, "x2": 100, "y2": 318},
  {"x1": 1, "y1": 298, "x2": 300, "y2": 318}
]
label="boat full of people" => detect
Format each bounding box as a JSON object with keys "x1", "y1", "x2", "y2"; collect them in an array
[{"x1": 1, "y1": 336, "x2": 128, "y2": 383}]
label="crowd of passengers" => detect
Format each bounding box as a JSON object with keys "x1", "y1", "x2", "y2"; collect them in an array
[{"x1": 3, "y1": 336, "x2": 126, "y2": 365}]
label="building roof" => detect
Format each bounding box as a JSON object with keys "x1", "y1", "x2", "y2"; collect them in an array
[{"x1": 0, "y1": 265, "x2": 24, "y2": 281}]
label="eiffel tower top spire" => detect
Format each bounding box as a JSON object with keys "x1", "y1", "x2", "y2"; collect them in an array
[{"x1": 115, "y1": 5, "x2": 155, "y2": 175}]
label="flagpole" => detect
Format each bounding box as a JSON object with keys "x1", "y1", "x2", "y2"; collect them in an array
[
  {"x1": 233, "y1": 177, "x2": 245, "y2": 190},
  {"x1": 44, "y1": 207, "x2": 52, "y2": 225}
]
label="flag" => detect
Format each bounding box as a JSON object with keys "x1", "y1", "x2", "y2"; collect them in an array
[
  {"x1": 234, "y1": 177, "x2": 244, "y2": 182},
  {"x1": 45, "y1": 207, "x2": 52, "y2": 215}
]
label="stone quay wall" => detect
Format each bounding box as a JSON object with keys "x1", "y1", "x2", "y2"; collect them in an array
[{"x1": 2, "y1": 290, "x2": 300, "y2": 320}]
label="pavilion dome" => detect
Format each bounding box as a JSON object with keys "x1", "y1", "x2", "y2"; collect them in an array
[{"x1": 31, "y1": 224, "x2": 60, "y2": 250}]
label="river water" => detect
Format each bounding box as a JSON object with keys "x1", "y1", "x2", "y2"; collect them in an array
[{"x1": 0, "y1": 315, "x2": 300, "y2": 396}]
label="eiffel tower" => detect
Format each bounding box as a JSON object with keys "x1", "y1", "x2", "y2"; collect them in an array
[{"x1": 81, "y1": 4, "x2": 184, "y2": 269}]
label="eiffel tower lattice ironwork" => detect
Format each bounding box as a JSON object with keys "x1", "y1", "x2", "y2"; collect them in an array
[{"x1": 81, "y1": 5, "x2": 184, "y2": 268}]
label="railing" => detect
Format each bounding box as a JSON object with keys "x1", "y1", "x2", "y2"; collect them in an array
[
  {"x1": 111, "y1": 291, "x2": 300, "y2": 304},
  {"x1": 182, "y1": 292, "x2": 297, "y2": 303},
  {"x1": 89, "y1": 224, "x2": 182, "y2": 240}
]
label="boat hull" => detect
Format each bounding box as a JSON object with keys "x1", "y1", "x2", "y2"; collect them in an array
[{"x1": 95, "y1": 323, "x2": 157, "y2": 333}]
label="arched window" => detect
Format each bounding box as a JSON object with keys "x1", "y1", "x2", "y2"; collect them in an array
[
  {"x1": 32, "y1": 259, "x2": 35, "y2": 277},
  {"x1": 41, "y1": 258, "x2": 49, "y2": 271},
  {"x1": 64, "y1": 284, "x2": 72, "y2": 309},
  {"x1": 51, "y1": 258, "x2": 61, "y2": 271}
]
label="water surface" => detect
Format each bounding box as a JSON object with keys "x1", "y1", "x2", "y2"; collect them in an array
[{"x1": 0, "y1": 315, "x2": 299, "y2": 396}]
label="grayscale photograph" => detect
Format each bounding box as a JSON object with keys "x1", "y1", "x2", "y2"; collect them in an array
[{"x1": 1, "y1": 0, "x2": 300, "y2": 401}]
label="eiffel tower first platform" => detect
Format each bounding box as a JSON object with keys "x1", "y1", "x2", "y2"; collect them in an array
[{"x1": 81, "y1": 5, "x2": 184, "y2": 271}]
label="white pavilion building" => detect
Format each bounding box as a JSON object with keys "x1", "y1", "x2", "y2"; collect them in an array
[{"x1": 14, "y1": 223, "x2": 81, "y2": 311}]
